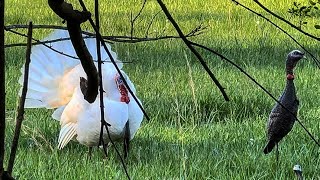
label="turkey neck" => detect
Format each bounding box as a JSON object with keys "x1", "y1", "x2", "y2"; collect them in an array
[
  {"x1": 279, "y1": 67, "x2": 297, "y2": 106},
  {"x1": 281, "y1": 78, "x2": 296, "y2": 104}
]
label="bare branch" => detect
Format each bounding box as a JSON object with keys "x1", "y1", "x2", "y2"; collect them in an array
[
  {"x1": 130, "y1": 0, "x2": 147, "y2": 39},
  {"x1": 185, "y1": 23, "x2": 207, "y2": 37},
  {"x1": 156, "y1": 0, "x2": 230, "y2": 101},
  {"x1": 4, "y1": 27, "x2": 134, "y2": 64},
  {"x1": 94, "y1": 1, "x2": 130, "y2": 179},
  {"x1": 6, "y1": 24, "x2": 68, "y2": 31},
  {"x1": 0, "y1": 0, "x2": 5, "y2": 178},
  {"x1": 5, "y1": 27, "x2": 80, "y2": 60},
  {"x1": 48, "y1": 0, "x2": 99, "y2": 103},
  {"x1": 145, "y1": 11, "x2": 161, "y2": 37},
  {"x1": 232, "y1": 0, "x2": 320, "y2": 69},
  {"x1": 253, "y1": 0, "x2": 320, "y2": 41},
  {"x1": 4, "y1": 24, "x2": 205, "y2": 46},
  {"x1": 7, "y1": 21, "x2": 33, "y2": 176}
]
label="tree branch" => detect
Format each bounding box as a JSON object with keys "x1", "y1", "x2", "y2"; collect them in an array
[
  {"x1": 94, "y1": 0, "x2": 130, "y2": 179},
  {"x1": 48, "y1": 0, "x2": 99, "y2": 103},
  {"x1": 4, "y1": 27, "x2": 81, "y2": 60},
  {"x1": 4, "y1": 24, "x2": 205, "y2": 46},
  {"x1": 130, "y1": 0, "x2": 147, "y2": 39},
  {"x1": 0, "y1": 0, "x2": 5, "y2": 178},
  {"x1": 145, "y1": 10, "x2": 161, "y2": 37},
  {"x1": 232, "y1": 0, "x2": 320, "y2": 69},
  {"x1": 7, "y1": 21, "x2": 33, "y2": 176},
  {"x1": 4, "y1": 28, "x2": 133, "y2": 64},
  {"x1": 253, "y1": 0, "x2": 320, "y2": 41},
  {"x1": 156, "y1": 0, "x2": 230, "y2": 101}
]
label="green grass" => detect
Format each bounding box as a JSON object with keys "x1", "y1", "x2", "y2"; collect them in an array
[{"x1": 3, "y1": 0, "x2": 320, "y2": 179}]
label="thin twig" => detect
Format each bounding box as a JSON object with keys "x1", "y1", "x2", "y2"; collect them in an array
[
  {"x1": 7, "y1": 21, "x2": 33, "y2": 175},
  {"x1": 190, "y1": 41, "x2": 320, "y2": 148},
  {"x1": 6, "y1": 24, "x2": 68, "y2": 31},
  {"x1": 4, "y1": 24, "x2": 204, "y2": 46},
  {"x1": 156, "y1": 0, "x2": 230, "y2": 101},
  {"x1": 78, "y1": 0, "x2": 150, "y2": 121},
  {"x1": 5, "y1": 27, "x2": 80, "y2": 60},
  {"x1": 253, "y1": 0, "x2": 320, "y2": 42},
  {"x1": 94, "y1": 1, "x2": 131, "y2": 179},
  {"x1": 185, "y1": 23, "x2": 207, "y2": 37},
  {"x1": 95, "y1": 0, "x2": 108, "y2": 156},
  {"x1": 231, "y1": 0, "x2": 320, "y2": 69},
  {"x1": 4, "y1": 29, "x2": 133, "y2": 63},
  {"x1": 130, "y1": 0, "x2": 147, "y2": 39},
  {"x1": 145, "y1": 11, "x2": 161, "y2": 37},
  {"x1": 5, "y1": 34, "x2": 203, "y2": 47}
]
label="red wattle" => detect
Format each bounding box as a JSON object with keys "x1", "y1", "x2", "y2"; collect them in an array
[
  {"x1": 287, "y1": 74, "x2": 294, "y2": 80},
  {"x1": 115, "y1": 74, "x2": 130, "y2": 104}
]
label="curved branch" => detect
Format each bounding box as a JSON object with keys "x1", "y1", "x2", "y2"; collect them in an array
[
  {"x1": 48, "y1": 0, "x2": 98, "y2": 103},
  {"x1": 253, "y1": 0, "x2": 320, "y2": 42}
]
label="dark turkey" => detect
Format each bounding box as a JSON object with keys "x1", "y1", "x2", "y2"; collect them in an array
[{"x1": 263, "y1": 50, "x2": 305, "y2": 154}]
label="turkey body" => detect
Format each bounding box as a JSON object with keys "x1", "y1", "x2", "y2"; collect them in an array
[
  {"x1": 20, "y1": 30, "x2": 144, "y2": 150},
  {"x1": 263, "y1": 80, "x2": 299, "y2": 154},
  {"x1": 263, "y1": 50, "x2": 304, "y2": 154}
]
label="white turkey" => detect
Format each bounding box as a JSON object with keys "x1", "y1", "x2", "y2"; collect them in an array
[{"x1": 19, "y1": 30, "x2": 144, "y2": 157}]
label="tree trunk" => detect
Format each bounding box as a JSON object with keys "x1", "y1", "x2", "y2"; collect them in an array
[{"x1": 0, "y1": 0, "x2": 6, "y2": 177}]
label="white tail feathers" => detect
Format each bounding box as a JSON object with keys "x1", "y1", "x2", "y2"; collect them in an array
[
  {"x1": 20, "y1": 29, "x2": 122, "y2": 109},
  {"x1": 58, "y1": 123, "x2": 77, "y2": 149},
  {"x1": 52, "y1": 106, "x2": 66, "y2": 121}
]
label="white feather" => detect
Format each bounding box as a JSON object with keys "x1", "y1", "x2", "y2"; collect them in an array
[
  {"x1": 58, "y1": 123, "x2": 77, "y2": 149},
  {"x1": 52, "y1": 106, "x2": 66, "y2": 121}
]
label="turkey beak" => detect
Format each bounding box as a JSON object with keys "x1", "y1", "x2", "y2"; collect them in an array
[{"x1": 302, "y1": 52, "x2": 306, "y2": 59}]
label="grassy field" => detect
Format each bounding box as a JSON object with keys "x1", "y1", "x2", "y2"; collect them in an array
[{"x1": 3, "y1": 0, "x2": 320, "y2": 179}]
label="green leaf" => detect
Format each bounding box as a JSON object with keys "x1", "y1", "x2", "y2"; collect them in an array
[
  {"x1": 309, "y1": 0, "x2": 316, "y2": 5},
  {"x1": 314, "y1": 24, "x2": 320, "y2": 29}
]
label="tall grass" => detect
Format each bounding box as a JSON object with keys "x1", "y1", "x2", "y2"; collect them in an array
[{"x1": 3, "y1": 0, "x2": 320, "y2": 179}]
